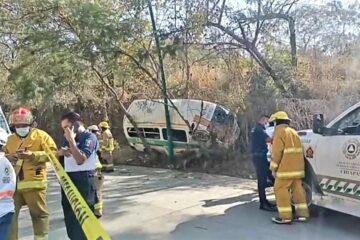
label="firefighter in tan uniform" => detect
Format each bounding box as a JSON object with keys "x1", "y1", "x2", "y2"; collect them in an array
[
  {"x1": 87, "y1": 125, "x2": 104, "y2": 218},
  {"x1": 4, "y1": 107, "x2": 57, "y2": 239},
  {"x1": 269, "y1": 111, "x2": 309, "y2": 224},
  {"x1": 99, "y1": 121, "x2": 115, "y2": 172}
]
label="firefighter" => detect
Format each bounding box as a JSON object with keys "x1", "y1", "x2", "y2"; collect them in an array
[
  {"x1": 87, "y1": 125, "x2": 104, "y2": 218},
  {"x1": 270, "y1": 111, "x2": 309, "y2": 224},
  {"x1": 4, "y1": 107, "x2": 57, "y2": 240},
  {"x1": 99, "y1": 121, "x2": 115, "y2": 172}
]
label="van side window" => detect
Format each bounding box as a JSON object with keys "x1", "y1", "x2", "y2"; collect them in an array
[
  {"x1": 162, "y1": 129, "x2": 187, "y2": 142},
  {"x1": 127, "y1": 128, "x2": 161, "y2": 139}
]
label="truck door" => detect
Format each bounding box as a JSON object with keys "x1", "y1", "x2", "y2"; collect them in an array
[{"x1": 315, "y1": 106, "x2": 360, "y2": 195}]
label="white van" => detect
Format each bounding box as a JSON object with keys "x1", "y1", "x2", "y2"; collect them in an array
[{"x1": 123, "y1": 99, "x2": 240, "y2": 154}]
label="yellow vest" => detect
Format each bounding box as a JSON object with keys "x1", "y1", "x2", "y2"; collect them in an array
[{"x1": 101, "y1": 130, "x2": 115, "y2": 152}]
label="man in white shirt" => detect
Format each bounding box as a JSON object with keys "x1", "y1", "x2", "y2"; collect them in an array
[
  {"x1": 0, "y1": 128, "x2": 15, "y2": 239},
  {"x1": 57, "y1": 112, "x2": 99, "y2": 240},
  {"x1": 265, "y1": 121, "x2": 275, "y2": 162}
]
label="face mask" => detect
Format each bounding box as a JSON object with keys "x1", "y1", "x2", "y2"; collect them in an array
[
  {"x1": 16, "y1": 127, "x2": 30, "y2": 137},
  {"x1": 264, "y1": 123, "x2": 270, "y2": 128}
]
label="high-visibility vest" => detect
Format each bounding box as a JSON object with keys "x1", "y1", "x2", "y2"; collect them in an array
[{"x1": 100, "y1": 130, "x2": 114, "y2": 152}]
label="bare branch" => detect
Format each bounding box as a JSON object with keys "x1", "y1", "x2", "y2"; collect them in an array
[
  {"x1": 92, "y1": 65, "x2": 150, "y2": 148},
  {"x1": 252, "y1": 0, "x2": 263, "y2": 45},
  {"x1": 218, "y1": 0, "x2": 227, "y2": 24}
]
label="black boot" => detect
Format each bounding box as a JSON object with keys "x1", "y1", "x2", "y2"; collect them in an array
[{"x1": 260, "y1": 203, "x2": 277, "y2": 212}]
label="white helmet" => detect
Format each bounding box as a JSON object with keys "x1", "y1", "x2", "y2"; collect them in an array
[{"x1": 87, "y1": 125, "x2": 100, "y2": 132}]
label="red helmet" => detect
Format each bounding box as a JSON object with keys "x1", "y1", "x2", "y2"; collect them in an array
[{"x1": 9, "y1": 107, "x2": 33, "y2": 125}]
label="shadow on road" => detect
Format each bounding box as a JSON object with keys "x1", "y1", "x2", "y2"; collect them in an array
[
  {"x1": 202, "y1": 193, "x2": 258, "y2": 208},
  {"x1": 172, "y1": 200, "x2": 360, "y2": 240}
]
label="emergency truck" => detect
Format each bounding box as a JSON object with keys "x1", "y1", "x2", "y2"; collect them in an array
[{"x1": 300, "y1": 102, "x2": 360, "y2": 217}]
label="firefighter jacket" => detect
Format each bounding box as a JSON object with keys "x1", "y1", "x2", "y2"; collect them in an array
[
  {"x1": 100, "y1": 129, "x2": 114, "y2": 153},
  {"x1": 4, "y1": 128, "x2": 57, "y2": 192},
  {"x1": 270, "y1": 124, "x2": 305, "y2": 179}
]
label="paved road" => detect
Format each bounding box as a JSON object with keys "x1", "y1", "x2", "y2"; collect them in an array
[{"x1": 18, "y1": 166, "x2": 360, "y2": 240}]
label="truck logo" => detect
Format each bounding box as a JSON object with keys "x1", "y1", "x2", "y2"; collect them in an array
[{"x1": 343, "y1": 139, "x2": 360, "y2": 160}]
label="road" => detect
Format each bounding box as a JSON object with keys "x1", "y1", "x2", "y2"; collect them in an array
[{"x1": 18, "y1": 165, "x2": 360, "y2": 240}]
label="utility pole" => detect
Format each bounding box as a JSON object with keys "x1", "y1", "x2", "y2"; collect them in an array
[{"x1": 147, "y1": 0, "x2": 175, "y2": 167}]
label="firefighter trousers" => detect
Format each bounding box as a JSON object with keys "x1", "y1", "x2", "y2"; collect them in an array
[
  {"x1": 94, "y1": 170, "x2": 104, "y2": 218},
  {"x1": 101, "y1": 151, "x2": 114, "y2": 172},
  {"x1": 10, "y1": 189, "x2": 49, "y2": 240},
  {"x1": 274, "y1": 178, "x2": 309, "y2": 220}
]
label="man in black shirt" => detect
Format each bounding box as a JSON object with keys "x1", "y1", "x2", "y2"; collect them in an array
[{"x1": 251, "y1": 115, "x2": 276, "y2": 212}]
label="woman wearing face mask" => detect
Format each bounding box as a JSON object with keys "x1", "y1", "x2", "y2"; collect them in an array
[{"x1": 3, "y1": 107, "x2": 57, "y2": 240}]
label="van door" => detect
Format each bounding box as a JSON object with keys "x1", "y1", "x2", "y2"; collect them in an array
[{"x1": 315, "y1": 107, "x2": 360, "y2": 197}]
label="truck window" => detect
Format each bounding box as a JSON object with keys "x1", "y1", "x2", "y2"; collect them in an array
[
  {"x1": 127, "y1": 128, "x2": 161, "y2": 139},
  {"x1": 333, "y1": 107, "x2": 360, "y2": 134},
  {"x1": 162, "y1": 129, "x2": 187, "y2": 142}
]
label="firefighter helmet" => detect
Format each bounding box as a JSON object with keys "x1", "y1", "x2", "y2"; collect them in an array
[
  {"x1": 271, "y1": 111, "x2": 290, "y2": 121},
  {"x1": 99, "y1": 121, "x2": 110, "y2": 129},
  {"x1": 10, "y1": 107, "x2": 34, "y2": 125}
]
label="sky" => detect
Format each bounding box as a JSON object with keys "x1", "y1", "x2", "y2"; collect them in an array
[{"x1": 227, "y1": 0, "x2": 358, "y2": 9}]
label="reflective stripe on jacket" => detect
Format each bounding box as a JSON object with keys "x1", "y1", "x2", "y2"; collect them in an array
[
  {"x1": 4, "y1": 128, "x2": 57, "y2": 191},
  {"x1": 270, "y1": 124, "x2": 305, "y2": 179}
]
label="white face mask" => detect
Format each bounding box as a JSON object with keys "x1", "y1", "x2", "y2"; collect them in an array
[
  {"x1": 264, "y1": 123, "x2": 270, "y2": 128},
  {"x1": 15, "y1": 127, "x2": 30, "y2": 137}
]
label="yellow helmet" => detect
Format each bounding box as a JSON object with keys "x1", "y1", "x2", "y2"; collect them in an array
[
  {"x1": 99, "y1": 121, "x2": 110, "y2": 129},
  {"x1": 269, "y1": 114, "x2": 275, "y2": 122},
  {"x1": 271, "y1": 111, "x2": 290, "y2": 121}
]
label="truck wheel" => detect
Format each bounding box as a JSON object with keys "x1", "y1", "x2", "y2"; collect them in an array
[{"x1": 290, "y1": 181, "x2": 313, "y2": 207}]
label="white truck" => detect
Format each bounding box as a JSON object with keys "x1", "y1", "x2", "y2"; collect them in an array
[{"x1": 300, "y1": 102, "x2": 360, "y2": 217}]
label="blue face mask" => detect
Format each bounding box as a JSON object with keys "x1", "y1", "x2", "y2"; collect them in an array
[{"x1": 15, "y1": 127, "x2": 30, "y2": 137}]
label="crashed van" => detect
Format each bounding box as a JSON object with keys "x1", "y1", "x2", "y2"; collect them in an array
[
  {"x1": 299, "y1": 102, "x2": 360, "y2": 217},
  {"x1": 123, "y1": 99, "x2": 240, "y2": 154}
]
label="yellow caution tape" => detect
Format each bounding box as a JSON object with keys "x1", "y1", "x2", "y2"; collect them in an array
[{"x1": 42, "y1": 143, "x2": 112, "y2": 240}]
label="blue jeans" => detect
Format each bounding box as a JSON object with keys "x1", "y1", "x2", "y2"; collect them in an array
[{"x1": 0, "y1": 212, "x2": 14, "y2": 240}]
